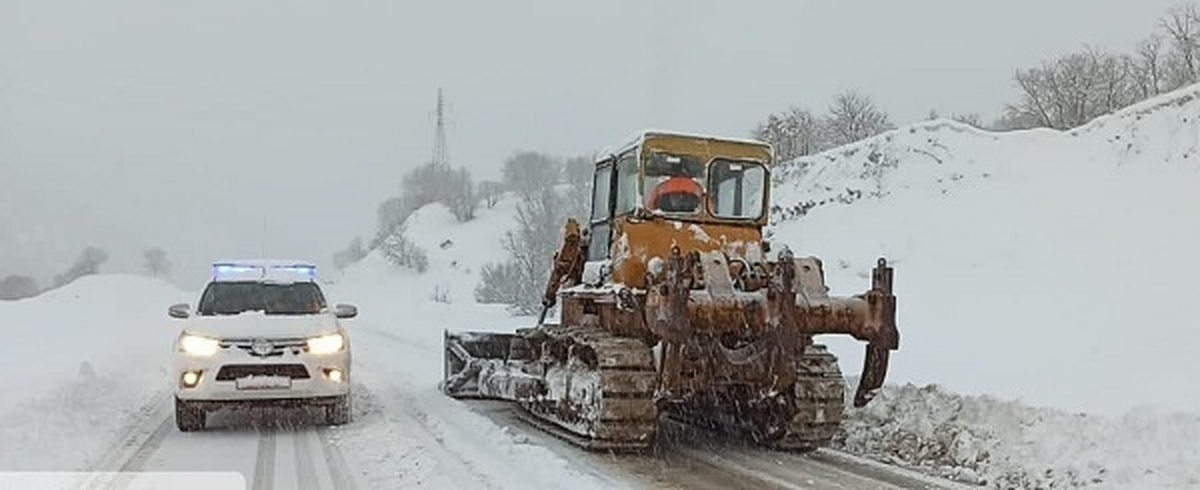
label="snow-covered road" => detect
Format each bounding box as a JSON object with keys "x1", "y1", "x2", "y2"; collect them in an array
[
  {"x1": 83, "y1": 391, "x2": 360, "y2": 490},
  {"x1": 69, "y1": 318, "x2": 962, "y2": 490}
]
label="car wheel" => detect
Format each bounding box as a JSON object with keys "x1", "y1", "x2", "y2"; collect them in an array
[
  {"x1": 325, "y1": 394, "x2": 351, "y2": 426},
  {"x1": 175, "y1": 398, "x2": 206, "y2": 432}
]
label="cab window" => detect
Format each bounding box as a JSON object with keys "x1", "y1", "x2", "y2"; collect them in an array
[
  {"x1": 709, "y1": 160, "x2": 766, "y2": 220},
  {"x1": 590, "y1": 164, "x2": 613, "y2": 222},
  {"x1": 644, "y1": 153, "x2": 704, "y2": 214},
  {"x1": 613, "y1": 152, "x2": 640, "y2": 215}
]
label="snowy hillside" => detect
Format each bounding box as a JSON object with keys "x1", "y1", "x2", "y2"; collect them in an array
[
  {"x1": 772, "y1": 83, "x2": 1200, "y2": 417},
  {"x1": 762, "y1": 84, "x2": 1200, "y2": 488},
  {"x1": 334, "y1": 198, "x2": 518, "y2": 307}
]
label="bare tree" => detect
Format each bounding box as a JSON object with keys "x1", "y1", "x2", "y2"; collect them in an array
[
  {"x1": 398, "y1": 161, "x2": 478, "y2": 222},
  {"x1": 825, "y1": 91, "x2": 894, "y2": 146},
  {"x1": 1005, "y1": 48, "x2": 1138, "y2": 130},
  {"x1": 444, "y1": 167, "x2": 477, "y2": 222},
  {"x1": 563, "y1": 156, "x2": 593, "y2": 222},
  {"x1": 374, "y1": 196, "x2": 413, "y2": 247},
  {"x1": 477, "y1": 180, "x2": 505, "y2": 208},
  {"x1": 1161, "y1": 3, "x2": 1200, "y2": 87},
  {"x1": 1134, "y1": 34, "x2": 1167, "y2": 97},
  {"x1": 477, "y1": 182, "x2": 570, "y2": 313},
  {"x1": 753, "y1": 107, "x2": 828, "y2": 161},
  {"x1": 502, "y1": 151, "x2": 560, "y2": 198},
  {"x1": 380, "y1": 221, "x2": 428, "y2": 273},
  {"x1": 951, "y1": 113, "x2": 986, "y2": 128},
  {"x1": 143, "y1": 248, "x2": 171, "y2": 278}
]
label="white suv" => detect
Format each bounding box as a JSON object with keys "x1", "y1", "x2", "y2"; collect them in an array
[{"x1": 169, "y1": 261, "x2": 355, "y2": 431}]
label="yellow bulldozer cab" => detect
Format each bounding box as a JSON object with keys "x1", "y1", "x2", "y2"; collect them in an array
[{"x1": 586, "y1": 131, "x2": 774, "y2": 288}]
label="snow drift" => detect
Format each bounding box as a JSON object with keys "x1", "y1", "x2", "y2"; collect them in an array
[{"x1": 0, "y1": 275, "x2": 188, "y2": 470}]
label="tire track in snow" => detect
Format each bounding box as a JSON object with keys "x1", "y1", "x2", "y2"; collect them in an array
[
  {"x1": 317, "y1": 428, "x2": 359, "y2": 490},
  {"x1": 293, "y1": 429, "x2": 322, "y2": 490},
  {"x1": 251, "y1": 428, "x2": 277, "y2": 490},
  {"x1": 82, "y1": 390, "x2": 173, "y2": 490},
  {"x1": 353, "y1": 381, "x2": 497, "y2": 489},
  {"x1": 353, "y1": 325, "x2": 621, "y2": 489}
]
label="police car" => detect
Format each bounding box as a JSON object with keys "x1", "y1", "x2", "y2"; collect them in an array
[{"x1": 168, "y1": 260, "x2": 355, "y2": 431}]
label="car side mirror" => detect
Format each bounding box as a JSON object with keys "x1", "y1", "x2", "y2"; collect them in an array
[
  {"x1": 334, "y1": 304, "x2": 358, "y2": 319},
  {"x1": 168, "y1": 303, "x2": 190, "y2": 319}
]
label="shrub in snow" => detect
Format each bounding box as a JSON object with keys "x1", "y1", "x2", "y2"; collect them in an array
[
  {"x1": 380, "y1": 224, "x2": 428, "y2": 273},
  {"x1": 474, "y1": 261, "x2": 525, "y2": 307},
  {"x1": 430, "y1": 284, "x2": 451, "y2": 304},
  {"x1": 0, "y1": 275, "x2": 39, "y2": 300}
]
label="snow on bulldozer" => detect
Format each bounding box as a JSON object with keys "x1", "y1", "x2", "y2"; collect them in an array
[{"x1": 441, "y1": 131, "x2": 899, "y2": 451}]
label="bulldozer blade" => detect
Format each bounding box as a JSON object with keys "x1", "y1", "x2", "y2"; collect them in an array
[
  {"x1": 853, "y1": 344, "x2": 890, "y2": 407},
  {"x1": 441, "y1": 329, "x2": 544, "y2": 400},
  {"x1": 440, "y1": 329, "x2": 517, "y2": 398}
]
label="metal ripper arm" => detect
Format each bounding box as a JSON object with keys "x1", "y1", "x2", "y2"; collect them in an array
[{"x1": 789, "y1": 257, "x2": 899, "y2": 407}]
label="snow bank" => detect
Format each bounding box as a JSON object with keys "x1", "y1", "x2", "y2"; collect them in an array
[
  {"x1": 0, "y1": 274, "x2": 188, "y2": 470},
  {"x1": 773, "y1": 82, "x2": 1200, "y2": 416},
  {"x1": 838, "y1": 382, "x2": 1200, "y2": 489}
]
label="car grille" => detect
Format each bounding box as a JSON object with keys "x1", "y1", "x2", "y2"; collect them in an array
[
  {"x1": 215, "y1": 364, "x2": 311, "y2": 381},
  {"x1": 219, "y1": 337, "x2": 307, "y2": 358}
]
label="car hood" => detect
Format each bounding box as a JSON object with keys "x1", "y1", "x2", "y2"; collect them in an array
[{"x1": 183, "y1": 312, "x2": 340, "y2": 339}]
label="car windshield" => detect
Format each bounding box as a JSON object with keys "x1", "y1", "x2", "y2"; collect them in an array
[{"x1": 196, "y1": 282, "x2": 326, "y2": 316}]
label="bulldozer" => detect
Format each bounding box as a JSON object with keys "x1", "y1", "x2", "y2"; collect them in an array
[{"x1": 442, "y1": 131, "x2": 899, "y2": 451}]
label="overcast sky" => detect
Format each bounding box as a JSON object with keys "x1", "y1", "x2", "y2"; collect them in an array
[{"x1": 0, "y1": 0, "x2": 1185, "y2": 286}]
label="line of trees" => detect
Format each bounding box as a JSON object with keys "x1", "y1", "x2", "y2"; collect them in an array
[
  {"x1": 1000, "y1": 3, "x2": 1200, "y2": 130},
  {"x1": 753, "y1": 3, "x2": 1200, "y2": 155},
  {"x1": 752, "y1": 90, "x2": 895, "y2": 163}
]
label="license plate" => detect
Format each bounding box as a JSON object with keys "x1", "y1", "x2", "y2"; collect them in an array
[{"x1": 235, "y1": 375, "x2": 292, "y2": 390}]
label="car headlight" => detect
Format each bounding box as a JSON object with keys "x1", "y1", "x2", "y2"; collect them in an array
[
  {"x1": 307, "y1": 333, "x2": 345, "y2": 355},
  {"x1": 179, "y1": 334, "x2": 220, "y2": 357}
]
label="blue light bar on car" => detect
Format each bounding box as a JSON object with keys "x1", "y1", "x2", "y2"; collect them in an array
[
  {"x1": 212, "y1": 264, "x2": 262, "y2": 280},
  {"x1": 212, "y1": 262, "x2": 318, "y2": 282},
  {"x1": 276, "y1": 265, "x2": 317, "y2": 280}
]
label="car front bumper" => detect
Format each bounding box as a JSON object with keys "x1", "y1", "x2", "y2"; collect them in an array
[{"x1": 174, "y1": 344, "x2": 350, "y2": 403}]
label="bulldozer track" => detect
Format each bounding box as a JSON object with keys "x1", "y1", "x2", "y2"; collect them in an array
[
  {"x1": 512, "y1": 404, "x2": 651, "y2": 452},
  {"x1": 664, "y1": 344, "x2": 845, "y2": 451},
  {"x1": 520, "y1": 326, "x2": 660, "y2": 450}
]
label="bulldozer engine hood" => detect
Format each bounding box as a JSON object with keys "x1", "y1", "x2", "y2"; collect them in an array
[{"x1": 609, "y1": 217, "x2": 763, "y2": 289}]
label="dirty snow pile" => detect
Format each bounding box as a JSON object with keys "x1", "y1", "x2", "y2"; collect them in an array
[
  {"x1": 774, "y1": 83, "x2": 1200, "y2": 488},
  {"x1": 836, "y1": 383, "x2": 1200, "y2": 489}
]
